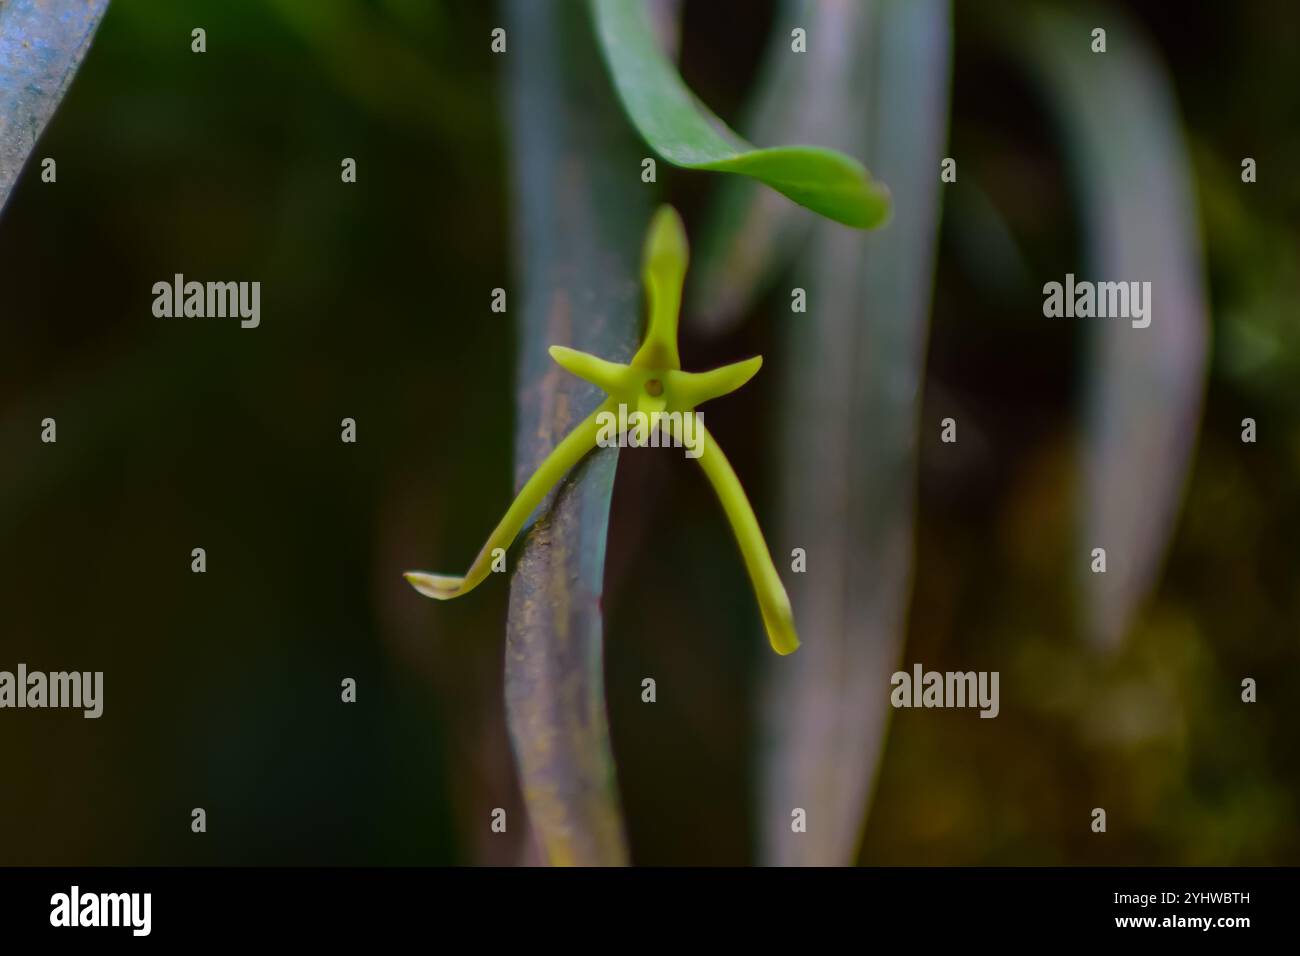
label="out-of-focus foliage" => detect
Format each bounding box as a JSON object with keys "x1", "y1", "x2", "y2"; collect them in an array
[
  {"x1": 690, "y1": 0, "x2": 871, "y2": 329},
  {"x1": 1017, "y1": 3, "x2": 1210, "y2": 651},
  {"x1": 753, "y1": 0, "x2": 951, "y2": 866},
  {"x1": 0, "y1": 0, "x2": 109, "y2": 210}
]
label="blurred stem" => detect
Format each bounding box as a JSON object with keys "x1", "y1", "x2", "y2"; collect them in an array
[{"x1": 501, "y1": 0, "x2": 650, "y2": 866}]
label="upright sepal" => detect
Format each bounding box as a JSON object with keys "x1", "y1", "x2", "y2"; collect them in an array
[{"x1": 633, "y1": 205, "x2": 688, "y2": 370}]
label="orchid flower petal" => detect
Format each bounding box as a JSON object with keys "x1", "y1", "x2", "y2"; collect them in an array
[
  {"x1": 692, "y1": 422, "x2": 799, "y2": 655},
  {"x1": 404, "y1": 401, "x2": 611, "y2": 600},
  {"x1": 632, "y1": 205, "x2": 687, "y2": 370},
  {"x1": 548, "y1": 345, "x2": 631, "y2": 394},
  {"x1": 671, "y1": 355, "x2": 763, "y2": 409}
]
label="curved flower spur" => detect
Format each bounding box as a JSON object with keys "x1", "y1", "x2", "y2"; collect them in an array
[{"x1": 404, "y1": 206, "x2": 799, "y2": 656}]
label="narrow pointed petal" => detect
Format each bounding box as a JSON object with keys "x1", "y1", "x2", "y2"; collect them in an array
[
  {"x1": 548, "y1": 345, "x2": 629, "y2": 393},
  {"x1": 402, "y1": 571, "x2": 466, "y2": 600},
  {"x1": 674, "y1": 354, "x2": 762, "y2": 408},
  {"x1": 632, "y1": 205, "x2": 687, "y2": 370},
  {"x1": 693, "y1": 424, "x2": 799, "y2": 655},
  {"x1": 404, "y1": 402, "x2": 611, "y2": 601}
]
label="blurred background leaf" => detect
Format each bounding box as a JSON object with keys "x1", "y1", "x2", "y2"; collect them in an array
[
  {"x1": 756, "y1": 0, "x2": 951, "y2": 866},
  {"x1": 1016, "y1": 2, "x2": 1211, "y2": 650},
  {"x1": 689, "y1": 0, "x2": 871, "y2": 331},
  {"x1": 0, "y1": 0, "x2": 109, "y2": 210}
]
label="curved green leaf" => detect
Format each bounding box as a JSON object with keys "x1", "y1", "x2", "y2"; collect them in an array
[
  {"x1": 589, "y1": 0, "x2": 890, "y2": 229},
  {"x1": 691, "y1": 0, "x2": 875, "y2": 329}
]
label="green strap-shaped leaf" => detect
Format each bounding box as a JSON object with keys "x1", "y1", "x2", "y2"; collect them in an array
[
  {"x1": 502, "y1": 0, "x2": 647, "y2": 867},
  {"x1": 0, "y1": 0, "x2": 109, "y2": 212},
  {"x1": 1018, "y1": 4, "x2": 1210, "y2": 649},
  {"x1": 589, "y1": 0, "x2": 890, "y2": 229}
]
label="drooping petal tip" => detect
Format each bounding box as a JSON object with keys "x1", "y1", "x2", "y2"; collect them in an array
[
  {"x1": 765, "y1": 603, "x2": 800, "y2": 656},
  {"x1": 404, "y1": 571, "x2": 466, "y2": 600}
]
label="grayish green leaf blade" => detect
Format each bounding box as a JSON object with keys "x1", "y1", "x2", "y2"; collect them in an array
[
  {"x1": 1021, "y1": 5, "x2": 1210, "y2": 649},
  {"x1": 503, "y1": 0, "x2": 650, "y2": 867},
  {"x1": 645, "y1": 0, "x2": 681, "y2": 62},
  {"x1": 691, "y1": 0, "x2": 874, "y2": 331},
  {"x1": 762, "y1": 0, "x2": 951, "y2": 866},
  {"x1": 0, "y1": 0, "x2": 109, "y2": 212},
  {"x1": 589, "y1": 0, "x2": 890, "y2": 229}
]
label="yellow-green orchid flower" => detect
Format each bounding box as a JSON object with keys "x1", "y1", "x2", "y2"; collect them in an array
[{"x1": 405, "y1": 205, "x2": 798, "y2": 656}]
